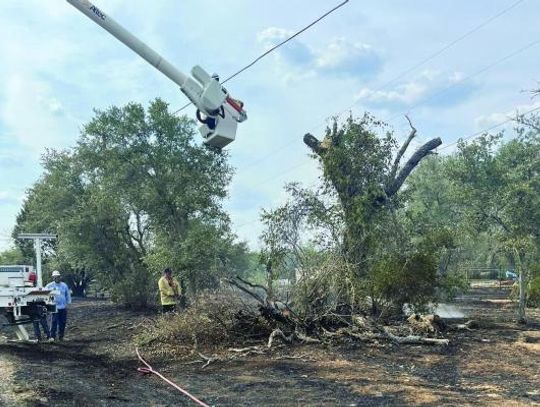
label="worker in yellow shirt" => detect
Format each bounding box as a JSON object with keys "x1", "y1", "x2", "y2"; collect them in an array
[{"x1": 158, "y1": 267, "x2": 181, "y2": 313}]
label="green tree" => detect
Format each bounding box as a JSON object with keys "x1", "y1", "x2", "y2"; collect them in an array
[
  {"x1": 0, "y1": 246, "x2": 24, "y2": 264},
  {"x1": 14, "y1": 99, "x2": 246, "y2": 306},
  {"x1": 447, "y1": 118, "x2": 540, "y2": 321},
  {"x1": 404, "y1": 155, "x2": 470, "y2": 294},
  {"x1": 304, "y1": 115, "x2": 441, "y2": 271},
  {"x1": 256, "y1": 115, "x2": 444, "y2": 314}
]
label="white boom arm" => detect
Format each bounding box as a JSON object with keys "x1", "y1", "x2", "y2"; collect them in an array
[{"x1": 66, "y1": 0, "x2": 247, "y2": 148}]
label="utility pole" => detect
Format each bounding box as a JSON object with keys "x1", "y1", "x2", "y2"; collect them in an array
[{"x1": 17, "y1": 233, "x2": 57, "y2": 288}]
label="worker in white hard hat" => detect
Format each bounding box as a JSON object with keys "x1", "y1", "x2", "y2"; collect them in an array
[{"x1": 45, "y1": 270, "x2": 72, "y2": 341}]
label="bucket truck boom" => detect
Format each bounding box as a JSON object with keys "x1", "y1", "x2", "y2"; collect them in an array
[{"x1": 66, "y1": 0, "x2": 247, "y2": 148}]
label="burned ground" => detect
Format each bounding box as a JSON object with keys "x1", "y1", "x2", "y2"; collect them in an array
[{"x1": 1, "y1": 284, "x2": 539, "y2": 407}]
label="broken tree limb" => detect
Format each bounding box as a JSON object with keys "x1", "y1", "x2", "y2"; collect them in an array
[
  {"x1": 304, "y1": 133, "x2": 326, "y2": 155},
  {"x1": 304, "y1": 118, "x2": 442, "y2": 211},
  {"x1": 197, "y1": 352, "x2": 221, "y2": 368},
  {"x1": 295, "y1": 331, "x2": 321, "y2": 344},
  {"x1": 389, "y1": 115, "x2": 417, "y2": 182},
  {"x1": 385, "y1": 137, "x2": 442, "y2": 198},
  {"x1": 383, "y1": 327, "x2": 449, "y2": 346},
  {"x1": 235, "y1": 276, "x2": 269, "y2": 296},
  {"x1": 322, "y1": 327, "x2": 386, "y2": 343},
  {"x1": 228, "y1": 346, "x2": 265, "y2": 354},
  {"x1": 225, "y1": 277, "x2": 301, "y2": 343},
  {"x1": 226, "y1": 278, "x2": 266, "y2": 305},
  {"x1": 268, "y1": 329, "x2": 293, "y2": 348}
]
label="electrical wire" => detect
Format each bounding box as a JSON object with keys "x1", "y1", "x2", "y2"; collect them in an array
[
  {"x1": 237, "y1": 0, "x2": 528, "y2": 172},
  {"x1": 383, "y1": 37, "x2": 540, "y2": 125},
  {"x1": 235, "y1": 183, "x2": 321, "y2": 229},
  {"x1": 222, "y1": 1, "x2": 349, "y2": 85},
  {"x1": 241, "y1": 140, "x2": 298, "y2": 170},
  {"x1": 377, "y1": 0, "x2": 526, "y2": 91},
  {"x1": 170, "y1": 0, "x2": 530, "y2": 231},
  {"x1": 308, "y1": 0, "x2": 528, "y2": 134},
  {"x1": 234, "y1": 104, "x2": 540, "y2": 230},
  {"x1": 439, "y1": 104, "x2": 540, "y2": 151},
  {"x1": 257, "y1": 158, "x2": 312, "y2": 186},
  {"x1": 172, "y1": 0, "x2": 350, "y2": 115}
]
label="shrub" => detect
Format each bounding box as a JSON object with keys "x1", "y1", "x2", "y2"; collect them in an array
[
  {"x1": 527, "y1": 276, "x2": 540, "y2": 308},
  {"x1": 110, "y1": 268, "x2": 156, "y2": 309},
  {"x1": 439, "y1": 272, "x2": 469, "y2": 301},
  {"x1": 370, "y1": 251, "x2": 438, "y2": 314},
  {"x1": 292, "y1": 254, "x2": 358, "y2": 319},
  {"x1": 135, "y1": 291, "x2": 272, "y2": 358}
]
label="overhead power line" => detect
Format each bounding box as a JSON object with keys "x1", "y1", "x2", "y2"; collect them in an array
[
  {"x1": 235, "y1": 178, "x2": 320, "y2": 229},
  {"x1": 225, "y1": 0, "x2": 531, "y2": 233},
  {"x1": 237, "y1": 0, "x2": 527, "y2": 170},
  {"x1": 235, "y1": 36, "x2": 540, "y2": 229},
  {"x1": 173, "y1": 0, "x2": 350, "y2": 115},
  {"x1": 313, "y1": 0, "x2": 528, "y2": 132},
  {"x1": 235, "y1": 104, "x2": 540, "y2": 230},
  {"x1": 384, "y1": 37, "x2": 540, "y2": 124},
  {"x1": 439, "y1": 104, "x2": 540, "y2": 150},
  {"x1": 377, "y1": 0, "x2": 526, "y2": 91},
  {"x1": 221, "y1": 0, "x2": 349, "y2": 85}
]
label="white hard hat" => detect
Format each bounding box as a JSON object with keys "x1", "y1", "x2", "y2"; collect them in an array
[{"x1": 52, "y1": 270, "x2": 61, "y2": 277}]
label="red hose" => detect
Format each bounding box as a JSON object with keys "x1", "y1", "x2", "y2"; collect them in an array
[{"x1": 135, "y1": 347, "x2": 211, "y2": 407}]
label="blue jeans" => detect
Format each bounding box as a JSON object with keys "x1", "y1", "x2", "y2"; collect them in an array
[
  {"x1": 51, "y1": 309, "x2": 68, "y2": 339},
  {"x1": 32, "y1": 316, "x2": 51, "y2": 340}
]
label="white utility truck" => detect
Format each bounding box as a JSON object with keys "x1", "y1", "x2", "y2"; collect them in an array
[
  {"x1": 0, "y1": 265, "x2": 56, "y2": 341},
  {"x1": 66, "y1": 0, "x2": 247, "y2": 149},
  {"x1": 0, "y1": 233, "x2": 57, "y2": 341}
]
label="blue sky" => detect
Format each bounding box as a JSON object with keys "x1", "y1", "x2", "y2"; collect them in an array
[{"x1": 1, "y1": 0, "x2": 539, "y2": 251}]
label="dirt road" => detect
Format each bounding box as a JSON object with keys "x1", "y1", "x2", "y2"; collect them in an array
[{"x1": 1, "y1": 286, "x2": 539, "y2": 406}]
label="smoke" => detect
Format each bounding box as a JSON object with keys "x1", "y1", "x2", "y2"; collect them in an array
[{"x1": 433, "y1": 303, "x2": 466, "y2": 319}]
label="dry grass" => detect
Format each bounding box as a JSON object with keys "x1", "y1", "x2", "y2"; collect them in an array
[{"x1": 515, "y1": 331, "x2": 540, "y2": 353}]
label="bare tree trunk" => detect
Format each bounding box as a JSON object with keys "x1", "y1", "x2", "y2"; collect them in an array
[{"x1": 514, "y1": 247, "x2": 527, "y2": 324}]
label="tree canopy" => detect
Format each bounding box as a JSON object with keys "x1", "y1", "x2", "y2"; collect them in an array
[{"x1": 13, "y1": 99, "x2": 249, "y2": 306}]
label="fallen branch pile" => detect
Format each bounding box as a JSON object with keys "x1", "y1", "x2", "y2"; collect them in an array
[
  {"x1": 226, "y1": 277, "x2": 451, "y2": 349},
  {"x1": 136, "y1": 279, "x2": 466, "y2": 363}
]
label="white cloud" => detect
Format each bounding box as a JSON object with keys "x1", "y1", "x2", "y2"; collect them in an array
[
  {"x1": 0, "y1": 0, "x2": 538, "y2": 252},
  {"x1": 474, "y1": 100, "x2": 540, "y2": 130},
  {"x1": 355, "y1": 81, "x2": 426, "y2": 105},
  {"x1": 257, "y1": 27, "x2": 294, "y2": 46},
  {"x1": 0, "y1": 73, "x2": 77, "y2": 155},
  {"x1": 355, "y1": 69, "x2": 477, "y2": 109},
  {"x1": 257, "y1": 28, "x2": 382, "y2": 79},
  {"x1": 34, "y1": 94, "x2": 65, "y2": 116},
  {"x1": 315, "y1": 38, "x2": 381, "y2": 76},
  {"x1": 0, "y1": 6, "x2": 81, "y2": 157},
  {"x1": 0, "y1": 191, "x2": 21, "y2": 207}
]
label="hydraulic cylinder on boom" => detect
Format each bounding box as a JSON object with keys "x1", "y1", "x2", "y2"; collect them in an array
[{"x1": 66, "y1": 0, "x2": 247, "y2": 148}]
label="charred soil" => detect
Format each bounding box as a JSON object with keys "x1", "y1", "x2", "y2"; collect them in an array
[{"x1": 0, "y1": 285, "x2": 539, "y2": 406}]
